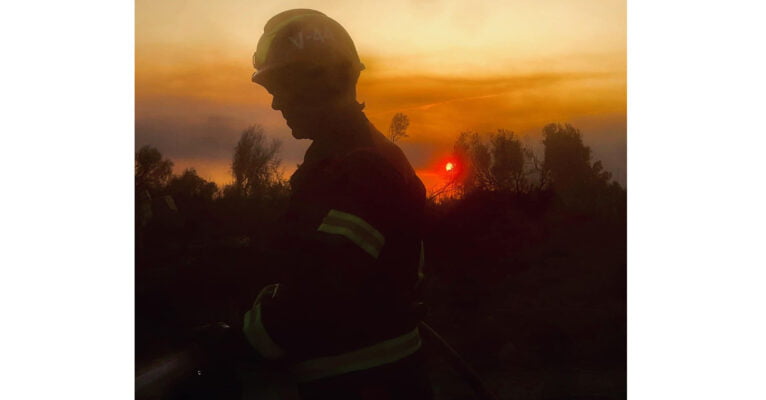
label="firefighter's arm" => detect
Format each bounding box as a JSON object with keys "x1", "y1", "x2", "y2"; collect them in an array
[{"x1": 242, "y1": 152, "x2": 405, "y2": 359}]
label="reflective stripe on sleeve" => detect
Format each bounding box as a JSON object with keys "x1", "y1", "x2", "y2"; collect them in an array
[
  {"x1": 317, "y1": 209, "x2": 385, "y2": 258},
  {"x1": 242, "y1": 302, "x2": 285, "y2": 360},
  {"x1": 291, "y1": 328, "x2": 422, "y2": 382}
]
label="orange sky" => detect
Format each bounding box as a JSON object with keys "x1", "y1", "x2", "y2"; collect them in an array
[{"x1": 136, "y1": 0, "x2": 626, "y2": 192}]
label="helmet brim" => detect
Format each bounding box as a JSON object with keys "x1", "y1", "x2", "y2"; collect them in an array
[{"x1": 252, "y1": 61, "x2": 365, "y2": 86}]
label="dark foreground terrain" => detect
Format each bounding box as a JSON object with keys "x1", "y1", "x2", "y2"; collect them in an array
[{"x1": 136, "y1": 187, "x2": 626, "y2": 400}]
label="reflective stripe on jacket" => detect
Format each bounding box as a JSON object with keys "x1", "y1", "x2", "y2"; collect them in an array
[{"x1": 291, "y1": 327, "x2": 422, "y2": 382}]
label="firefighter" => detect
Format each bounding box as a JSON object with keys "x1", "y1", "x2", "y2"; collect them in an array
[{"x1": 242, "y1": 8, "x2": 432, "y2": 400}]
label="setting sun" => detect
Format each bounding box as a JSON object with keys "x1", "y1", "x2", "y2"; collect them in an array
[{"x1": 445, "y1": 162, "x2": 455, "y2": 172}]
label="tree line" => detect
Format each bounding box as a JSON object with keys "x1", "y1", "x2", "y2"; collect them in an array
[
  {"x1": 135, "y1": 124, "x2": 286, "y2": 205},
  {"x1": 438, "y1": 122, "x2": 625, "y2": 216},
  {"x1": 137, "y1": 114, "x2": 624, "y2": 212}
]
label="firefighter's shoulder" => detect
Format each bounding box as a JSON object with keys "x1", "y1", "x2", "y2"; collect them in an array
[{"x1": 338, "y1": 146, "x2": 409, "y2": 194}]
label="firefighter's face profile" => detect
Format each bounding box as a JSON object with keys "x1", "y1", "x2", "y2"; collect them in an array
[
  {"x1": 266, "y1": 83, "x2": 323, "y2": 140},
  {"x1": 263, "y1": 64, "x2": 351, "y2": 140}
]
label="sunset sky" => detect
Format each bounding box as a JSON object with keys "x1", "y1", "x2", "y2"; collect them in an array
[{"x1": 136, "y1": 0, "x2": 626, "y2": 192}]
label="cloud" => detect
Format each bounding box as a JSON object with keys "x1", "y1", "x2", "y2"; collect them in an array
[
  {"x1": 136, "y1": 53, "x2": 266, "y2": 107},
  {"x1": 135, "y1": 114, "x2": 239, "y2": 160},
  {"x1": 360, "y1": 69, "x2": 625, "y2": 146},
  {"x1": 136, "y1": 59, "x2": 626, "y2": 188}
]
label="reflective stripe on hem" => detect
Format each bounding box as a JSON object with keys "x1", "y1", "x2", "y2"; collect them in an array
[
  {"x1": 243, "y1": 302, "x2": 285, "y2": 360},
  {"x1": 291, "y1": 328, "x2": 422, "y2": 382}
]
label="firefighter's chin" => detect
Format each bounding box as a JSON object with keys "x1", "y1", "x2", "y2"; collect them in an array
[
  {"x1": 286, "y1": 114, "x2": 323, "y2": 140},
  {"x1": 289, "y1": 122, "x2": 312, "y2": 140}
]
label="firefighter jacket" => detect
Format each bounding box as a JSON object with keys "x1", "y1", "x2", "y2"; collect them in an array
[{"x1": 243, "y1": 111, "x2": 427, "y2": 382}]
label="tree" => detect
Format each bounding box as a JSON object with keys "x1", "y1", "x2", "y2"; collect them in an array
[
  {"x1": 490, "y1": 129, "x2": 526, "y2": 192},
  {"x1": 388, "y1": 112, "x2": 410, "y2": 143},
  {"x1": 167, "y1": 168, "x2": 218, "y2": 203},
  {"x1": 230, "y1": 125, "x2": 283, "y2": 198},
  {"x1": 452, "y1": 130, "x2": 527, "y2": 194},
  {"x1": 135, "y1": 145, "x2": 173, "y2": 193},
  {"x1": 541, "y1": 123, "x2": 621, "y2": 209},
  {"x1": 541, "y1": 123, "x2": 592, "y2": 193},
  {"x1": 453, "y1": 132, "x2": 478, "y2": 194},
  {"x1": 524, "y1": 147, "x2": 548, "y2": 190}
]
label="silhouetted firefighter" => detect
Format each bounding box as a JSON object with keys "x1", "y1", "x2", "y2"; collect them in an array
[
  {"x1": 136, "y1": 9, "x2": 508, "y2": 400},
  {"x1": 241, "y1": 8, "x2": 432, "y2": 400}
]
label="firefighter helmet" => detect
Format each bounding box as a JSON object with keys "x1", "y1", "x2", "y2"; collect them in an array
[{"x1": 252, "y1": 9, "x2": 365, "y2": 85}]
